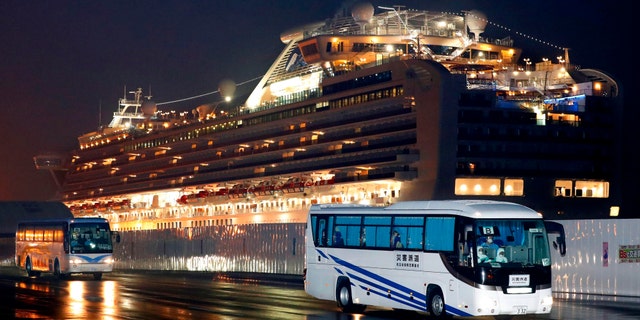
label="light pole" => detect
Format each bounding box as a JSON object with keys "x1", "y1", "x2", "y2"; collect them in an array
[{"x1": 523, "y1": 58, "x2": 531, "y2": 71}]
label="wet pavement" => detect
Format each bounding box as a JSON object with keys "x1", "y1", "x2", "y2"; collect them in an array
[{"x1": 0, "y1": 266, "x2": 638, "y2": 319}]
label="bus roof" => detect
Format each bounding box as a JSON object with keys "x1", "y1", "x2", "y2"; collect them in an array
[
  {"x1": 0, "y1": 201, "x2": 73, "y2": 236},
  {"x1": 16, "y1": 217, "x2": 109, "y2": 226},
  {"x1": 310, "y1": 200, "x2": 542, "y2": 219}
]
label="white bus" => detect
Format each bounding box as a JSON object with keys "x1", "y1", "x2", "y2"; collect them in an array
[
  {"x1": 15, "y1": 217, "x2": 120, "y2": 280},
  {"x1": 303, "y1": 200, "x2": 566, "y2": 318}
]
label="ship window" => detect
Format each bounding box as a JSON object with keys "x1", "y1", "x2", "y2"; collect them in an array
[
  {"x1": 554, "y1": 180, "x2": 572, "y2": 197},
  {"x1": 283, "y1": 151, "x2": 294, "y2": 159},
  {"x1": 575, "y1": 180, "x2": 609, "y2": 198},
  {"x1": 455, "y1": 178, "x2": 501, "y2": 196},
  {"x1": 504, "y1": 178, "x2": 524, "y2": 196}
]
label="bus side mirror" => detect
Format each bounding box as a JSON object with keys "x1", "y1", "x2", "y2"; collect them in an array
[
  {"x1": 545, "y1": 221, "x2": 566, "y2": 257},
  {"x1": 113, "y1": 231, "x2": 121, "y2": 243},
  {"x1": 555, "y1": 235, "x2": 566, "y2": 256}
]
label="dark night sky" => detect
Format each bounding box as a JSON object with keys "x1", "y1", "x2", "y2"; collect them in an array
[{"x1": 0, "y1": 1, "x2": 633, "y2": 209}]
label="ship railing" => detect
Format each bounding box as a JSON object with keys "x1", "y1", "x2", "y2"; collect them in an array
[
  {"x1": 113, "y1": 111, "x2": 145, "y2": 118},
  {"x1": 267, "y1": 64, "x2": 323, "y2": 86},
  {"x1": 304, "y1": 22, "x2": 513, "y2": 50},
  {"x1": 466, "y1": 78, "x2": 497, "y2": 90},
  {"x1": 476, "y1": 36, "x2": 514, "y2": 48}
]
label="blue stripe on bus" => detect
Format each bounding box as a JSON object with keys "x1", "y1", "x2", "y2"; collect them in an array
[
  {"x1": 351, "y1": 277, "x2": 425, "y2": 310},
  {"x1": 73, "y1": 254, "x2": 110, "y2": 263},
  {"x1": 320, "y1": 251, "x2": 473, "y2": 317},
  {"x1": 330, "y1": 254, "x2": 427, "y2": 300},
  {"x1": 315, "y1": 249, "x2": 329, "y2": 259}
]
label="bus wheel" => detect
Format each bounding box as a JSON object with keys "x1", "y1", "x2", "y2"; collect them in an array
[
  {"x1": 427, "y1": 287, "x2": 447, "y2": 318},
  {"x1": 93, "y1": 273, "x2": 103, "y2": 280},
  {"x1": 53, "y1": 260, "x2": 61, "y2": 278},
  {"x1": 336, "y1": 278, "x2": 365, "y2": 313},
  {"x1": 53, "y1": 260, "x2": 67, "y2": 280},
  {"x1": 25, "y1": 257, "x2": 37, "y2": 278}
]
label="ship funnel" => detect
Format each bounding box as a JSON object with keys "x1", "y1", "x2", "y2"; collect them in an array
[
  {"x1": 465, "y1": 10, "x2": 487, "y2": 41},
  {"x1": 351, "y1": 2, "x2": 374, "y2": 34}
]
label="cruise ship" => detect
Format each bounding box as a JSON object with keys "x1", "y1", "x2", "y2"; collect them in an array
[{"x1": 36, "y1": 3, "x2": 622, "y2": 275}]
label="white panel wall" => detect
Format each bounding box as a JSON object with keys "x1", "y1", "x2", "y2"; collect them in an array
[{"x1": 551, "y1": 219, "x2": 640, "y2": 298}]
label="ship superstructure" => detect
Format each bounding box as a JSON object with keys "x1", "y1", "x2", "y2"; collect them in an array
[{"x1": 54, "y1": 3, "x2": 621, "y2": 234}]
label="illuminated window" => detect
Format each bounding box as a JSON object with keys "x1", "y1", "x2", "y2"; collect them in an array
[
  {"x1": 455, "y1": 178, "x2": 501, "y2": 195},
  {"x1": 503, "y1": 178, "x2": 524, "y2": 196},
  {"x1": 575, "y1": 180, "x2": 609, "y2": 198},
  {"x1": 282, "y1": 151, "x2": 294, "y2": 159},
  {"x1": 44, "y1": 229, "x2": 54, "y2": 242},
  {"x1": 554, "y1": 180, "x2": 609, "y2": 198},
  {"x1": 554, "y1": 180, "x2": 572, "y2": 197}
]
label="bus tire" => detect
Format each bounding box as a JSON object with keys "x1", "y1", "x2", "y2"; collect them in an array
[
  {"x1": 93, "y1": 273, "x2": 103, "y2": 280},
  {"x1": 427, "y1": 286, "x2": 447, "y2": 318},
  {"x1": 25, "y1": 257, "x2": 37, "y2": 278},
  {"x1": 53, "y1": 259, "x2": 68, "y2": 280},
  {"x1": 336, "y1": 278, "x2": 365, "y2": 313},
  {"x1": 53, "y1": 259, "x2": 61, "y2": 278}
]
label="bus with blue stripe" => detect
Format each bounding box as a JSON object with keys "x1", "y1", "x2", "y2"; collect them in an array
[
  {"x1": 303, "y1": 200, "x2": 566, "y2": 318},
  {"x1": 15, "y1": 217, "x2": 120, "y2": 280}
]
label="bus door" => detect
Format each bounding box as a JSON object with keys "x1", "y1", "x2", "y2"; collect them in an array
[{"x1": 312, "y1": 215, "x2": 334, "y2": 265}]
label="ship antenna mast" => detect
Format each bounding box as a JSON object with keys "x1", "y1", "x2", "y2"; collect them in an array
[{"x1": 98, "y1": 99, "x2": 102, "y2": 127}]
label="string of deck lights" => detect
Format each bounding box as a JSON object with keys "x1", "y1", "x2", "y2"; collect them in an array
[
  {"x1": 449, "y1": 11, "x2": 568, "y2": 51},
  {"x1": 156, "y1": 75, "x2": 263, "y2": 106}
]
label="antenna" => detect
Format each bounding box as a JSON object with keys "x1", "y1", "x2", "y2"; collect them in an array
[{"x1": 98, "y1": 99, "x2": 102, "y2": 127}]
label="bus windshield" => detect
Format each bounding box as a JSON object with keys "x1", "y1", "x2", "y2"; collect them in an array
[
  {"x1": 473, "y1": 219, "x2": 551, "y2": 267},
  {"x1": 69, "y1": 222, "x2": 113, "y2": 253}
]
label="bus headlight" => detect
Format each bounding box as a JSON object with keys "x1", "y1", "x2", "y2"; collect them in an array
[
  {"x1": 542, "y1": 295, "x2": 553, "y2": 306},
  {"x1": 70, "y1": 258, "x2": 84, "y2": 264}
]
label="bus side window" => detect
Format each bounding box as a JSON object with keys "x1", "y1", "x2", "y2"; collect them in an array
[{"x1": 319, "y1": 219, "x2": 327, "y2": 247}]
